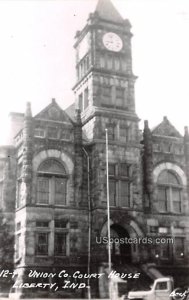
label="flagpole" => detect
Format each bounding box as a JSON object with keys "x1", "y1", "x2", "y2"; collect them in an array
[{"x1": 105, "y1": 128, "x2": 111, "y2": 274}]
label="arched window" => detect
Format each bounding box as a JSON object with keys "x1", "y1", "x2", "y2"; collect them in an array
[
  {"x1": 157, "y1": 170, "x2": 182, "y2": 213},
  {"x1": 36, "y1": 159, "x2": 67, "y2": 205}
]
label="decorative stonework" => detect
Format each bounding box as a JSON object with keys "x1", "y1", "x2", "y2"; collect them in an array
[
  {"x1": 33, "y1": 149, "x2": 74, "y2": 175},
  {"x1": 153, "y1": 162, "x2": 187, "y2": 186}
]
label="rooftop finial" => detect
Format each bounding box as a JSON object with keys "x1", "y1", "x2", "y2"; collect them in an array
[
  {"x1": 144, "y1": 120, "x2": 149, "y2": 129},
  {"x1": 184, "y1": 126, "x2": 189, "y2": 137},
  {"x1": 163, "y1": 116, "x2": 168, "y2": 122}
]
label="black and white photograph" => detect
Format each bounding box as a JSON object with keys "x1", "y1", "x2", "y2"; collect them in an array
[{"x1": 0, "y1": 0, "x2": 189, "y2": 299}]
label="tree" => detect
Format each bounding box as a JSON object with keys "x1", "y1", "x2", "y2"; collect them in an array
[{"x1": 0, "y1": 210, "x2": 14, "y2": 293}]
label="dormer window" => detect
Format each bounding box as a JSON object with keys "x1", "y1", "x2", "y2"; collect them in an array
[
  {"x1": 48, "y1": 127, "x2": 58, "y2": 139},
  {"x1": 34, "y1": 127, "x2": 45, "y2": 138}
]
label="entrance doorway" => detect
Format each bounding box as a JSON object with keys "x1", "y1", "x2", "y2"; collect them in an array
[{"x1": 110, "y1": 224, "x2": 131, "y2": 264}]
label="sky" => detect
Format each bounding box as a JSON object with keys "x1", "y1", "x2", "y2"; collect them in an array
[{"x1": 0, "y1": 0, "x2": 189, "y2": 143}]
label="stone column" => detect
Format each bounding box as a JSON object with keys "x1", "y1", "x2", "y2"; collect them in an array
[
  {"x1": 143, "y1": 120, "x2": 153, "y2": 211},
  {"x1": 74, "y1": 109, "x2": 84, "y2": 206},
  {"x1": 12, "y1": 103, "x2": 33, "y2": 299},
  {"x1": 20, "y1": 102, "x2": 33, "y2": 206}
]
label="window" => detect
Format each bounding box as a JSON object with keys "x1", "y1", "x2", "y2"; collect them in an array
[
  {"x1": 61, "y1": 129, "x2": 72, "y2": 140},
  {"x1": 107, "y1": 55, "x2": 113, "y2": 69},
  {"x1": 78, "y1": 93, "x2": 83, "y2": 111},
  {"x1": 114, "y1": 57, "x2": 120, "y2": 70},
  {"x1": 158, "y1": 227, "x2": 169, "y2": 234},
  {"x1": 86, "y1": 56, "x2": 90, "y2": 70},
  {"x1": 160, "y1": 243, "x2": 171, "y2": 259},
  {"x1": 109, "y1": 179, "x2": 116, "y2": 206},
  {"x1": 158, "y1": 187, "x2": 168, "y2": 212},
  {"x1": 175, "y1": 237, "x2": 184, "y2": 259},
  {"x1": 163, "y1": 143, "x2": 172, "y2": 153},
  {"x1": 106, "y1": 124, "x2": 115, "y2": 140},
  {"x1": 120, "y1": 126, "x2": 130, "y2": 142},
  {"x1": 119, "y1": 163, "x2": 130, "y2": 177},
  {"x1": 55, "y1": 178, "x2": 67, "y2": 205},
  {"x1": 108, "y1": 164, "x2": 116, "y2": 206},
  {"x1": 100, "y1": 55, "x2": 105, "y2": 68},
  {"x1": 122, "y1": 59, "x2": 127, "y2": 72},
  {"x1": 54, "y1": 233, "x2": 67, "y2": 256},
  {"x1": 119, "y1": 163, "x2": 130, "y2": 207},
  {"x1": 37, "y1": 178, "x2": 49, "y2": 204},
  {"x1": 34, "y1": 127, "x2": 45, "y2": 138},
  {"x1": 157, "y1": 170, "x2": 182, "y2": 213},
  {"x1": 155, "y1": 237, "x2": 172, "y2": 260},
  {"x1": 155, "y1": 282, "x2": 168, "y2": 290},
  {"x1": 109, "y1": 164, "x2": 116, "y2": 176},
  {"x1": 16, "y1": 222, "x2": 21, "y2": 231},
  {"x1": 172, "y1": 188, "x2": 181, "y2": 212},
  {"x1": 101, "y1": 86, "x2": 112, "y2": 107},
  {"x1": 116, "y1": 87, "x2": 125, "y2": 108},
  {"x1": 16, "y1": 234, "x2": 21, "y2": 259},
  {"x1": 36, "y1": 233, "x2": 48, "y2": 255},
  {"x1": 105, "y1": 163, "x2": 131, "y2": 207},
  {"x1": 36, "y1": 221, "x2": 49, "y2": 228},
  {"x1": 84, "y1": 88, "x2": 89, "y2": 110},
  {"x1": 55, "y1": 220, "x2": 67, "y2": 228},
  {"x1": 16, "y1": 180, "x2": 23, "y2": 208},
  {"x1": 48, "y1": 127, "x2": 58, "y2": 139},
  {"x1": 120, "y1": 181, "x2": 130, "y2": 207},
  {"x1": 36, "y1": 159, "x2": 67, "y2": 205}
]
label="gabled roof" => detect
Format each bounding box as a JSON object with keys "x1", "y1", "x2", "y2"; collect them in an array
[
  {"x1": 152, "y1": 116, "x2": 182, "y2": 138},
  {"x1": 95, "y1": 0, "x2": 124, "y2": 23},
  {"x1": 65, "y1": 102, "x2": 76, "y2": 122},
  {"x1": 34, "y1": 99, "x2": 73, "y2": 124}
]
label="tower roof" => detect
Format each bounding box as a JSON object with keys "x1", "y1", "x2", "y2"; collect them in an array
[{"x1": 95, "y1": 0, "x2": 124, "y2": 23}]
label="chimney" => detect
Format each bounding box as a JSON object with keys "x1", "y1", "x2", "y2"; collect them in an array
[{"x1": 6, "y1": 112, "x2": 24, "y2": 145}]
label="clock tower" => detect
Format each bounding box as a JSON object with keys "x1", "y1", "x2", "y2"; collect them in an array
[
  {"x1": 73, "y1": 0, "x2": 143, "y2": 267},
  {"x1": 73, "y1": 0, "x2": 139, "y2": 143}
]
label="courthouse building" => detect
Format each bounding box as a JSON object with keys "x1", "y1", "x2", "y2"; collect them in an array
[{"x1": 1, "y1": 0, "x2": 189, "y2": 298}]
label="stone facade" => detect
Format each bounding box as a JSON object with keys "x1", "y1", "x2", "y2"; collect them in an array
[{"x1": 0, "y1": 0, "x2": 189, "y2": 298}]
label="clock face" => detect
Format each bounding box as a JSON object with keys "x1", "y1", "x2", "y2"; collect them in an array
[{"x1": 103, "y1": 32, "x2": 123, "y2": 52}]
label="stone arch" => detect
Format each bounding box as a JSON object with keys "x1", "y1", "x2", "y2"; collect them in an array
[
  {"x1": 33, "y1": 149, "x2": 74, "y2": 175},
  {"x1": 153, "y1": 162, "x2": 187, "y2": 186},
  {"x1": 100, "y1": 218, "x2": 144, "y2": 238},
  {"x1": 99, "y1": 218, "x2": 144, "y2": 264}
]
